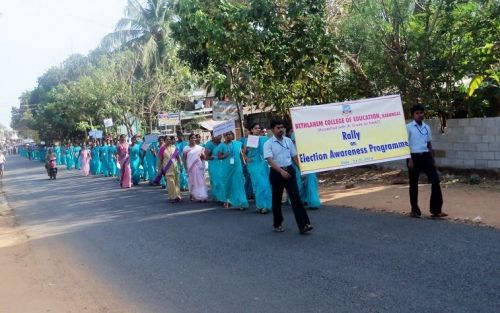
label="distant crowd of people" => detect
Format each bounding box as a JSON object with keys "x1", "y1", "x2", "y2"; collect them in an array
[
  {"x1": 10, "y1": 105, "x2": 449, "y2": 233},
  {"x1": 18, "y1": 120, "x2": 320, "y2": 233}
]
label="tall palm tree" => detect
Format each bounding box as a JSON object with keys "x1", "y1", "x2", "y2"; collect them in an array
[
  {"x1": 102, "y1": 0, "x2": 191, "y2": 133},
  {"x1": 102, "y1": 0, "x2": 172, "y2": 70}
]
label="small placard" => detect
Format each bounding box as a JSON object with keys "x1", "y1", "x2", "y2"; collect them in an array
[
  {"x1": 140, "y1": 142, "x2": 151, "y2": 151},
  {"x1": 144, "y1": 134, "x2": 159, "y2": 144},
  {"x1": 104, "y1": 118, "x2": 114, "y2": 128},
  {"x1": 246, "y1": 135, "x2": 259, "y2": 148}
]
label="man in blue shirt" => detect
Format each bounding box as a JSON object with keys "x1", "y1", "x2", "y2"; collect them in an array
[
  {"x1": 407, "y1": 105, "x2": 446, "y2": 218},
  {"x1": 264, "y1": 119, "x2": 313, "y2": 234}
]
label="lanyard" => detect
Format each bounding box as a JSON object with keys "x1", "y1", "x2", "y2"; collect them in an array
[
  {"x1": 275, "y1": 139, "x2": 289, "y2": 150},
  {"x1": 414, "y1": 124, "x2": 429, "y2": 136},
  {"x1": 226, "y1": 142, "x2": 234, "y2": 157},
  {"x1": 274, "y1": 138, "x2": 291, "y2": 162}
]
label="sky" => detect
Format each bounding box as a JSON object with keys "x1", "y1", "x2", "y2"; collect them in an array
[{"x1": 0, "y1": 0, "x2": 128, "y2": 129}]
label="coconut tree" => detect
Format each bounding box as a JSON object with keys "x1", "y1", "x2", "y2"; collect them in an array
[
  {"x1": 102, "y1": 0, "x2": 184, "y2": 132},
  {"x1": 101, "y1": 0, "x2": 173, "y2": 71}
]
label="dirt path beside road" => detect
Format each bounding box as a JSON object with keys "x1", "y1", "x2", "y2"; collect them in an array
[{"x1": 319, "y1": 168, "x2": 500, "y2": 228}]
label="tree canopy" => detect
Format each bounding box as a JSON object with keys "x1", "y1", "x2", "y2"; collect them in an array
[{"x1": 11, "y1": 0, "x2": 499, "y2": 142}]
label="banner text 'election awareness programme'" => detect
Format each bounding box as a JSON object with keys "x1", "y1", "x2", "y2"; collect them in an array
[
  {"x1": 296, "y1": 112, "x2": 407, "y2": 162},
  {"x1": 290, "y1": 95, "x2": 411, "y2": 174}
]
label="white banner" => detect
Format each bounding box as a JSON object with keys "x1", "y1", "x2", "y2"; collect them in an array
[
  {"x1": 213, "y1": 120, "x2": 236, "y2": 137},
  {"x1": 158, "y1": 113, "x2": 180, "y2": 127},
  {"x1": 290, "y1": 94, "x2": 410, "y2": 174},
  {"x1": 89, "y1": 130, "x2": 103, "y2": 139},
  {"x1": 213, "y1": 101, "x2": 240, "y2": 121}
]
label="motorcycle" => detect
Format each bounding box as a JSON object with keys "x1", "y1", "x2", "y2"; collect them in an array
[{"x1": 47, "y1": 158, "x2": 58, "y2": 180}]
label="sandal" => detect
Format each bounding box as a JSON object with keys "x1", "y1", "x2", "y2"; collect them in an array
[{"x1": 273, "y1": 226, "x2": 284, "y2": 233}]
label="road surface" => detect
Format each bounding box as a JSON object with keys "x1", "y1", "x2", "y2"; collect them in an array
[{"x1": 1, "y1": 155, "x2": 499, "y2": 312}]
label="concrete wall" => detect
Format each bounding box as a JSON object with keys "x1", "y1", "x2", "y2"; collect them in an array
[
  {"x1": 380, "y1": 117, "x2": 500, "y2": 171},
  {"x1": 429, "y1": 117, "x2": 500, "y2": 170}
]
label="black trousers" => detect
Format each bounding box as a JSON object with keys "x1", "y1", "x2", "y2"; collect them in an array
[
  {"x1": 408, "y1": 153, "x2": 443, "y2": 214},
  {"x1": 270, "y1": 166, "x2": 310, "y2": 230}
]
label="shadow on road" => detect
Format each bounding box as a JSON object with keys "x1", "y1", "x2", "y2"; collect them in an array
[{"x1": 2, "y1": 156, "x2": 224, "y2": 243}]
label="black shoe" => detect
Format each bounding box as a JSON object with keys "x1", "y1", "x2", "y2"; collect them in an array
[
  {"x1": 409, "y1": 212, "x2": 421, "y2": 218},
  {"x1": 299, "y1": 224, "x2": 313, "y2": 234},
  {"x1": 431, "y1": 212, "x2": 448, "y2": 218}
]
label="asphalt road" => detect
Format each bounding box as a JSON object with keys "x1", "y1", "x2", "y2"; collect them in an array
[{"x1": 3, "y1": 155, "x2": 500, "y2": 313}]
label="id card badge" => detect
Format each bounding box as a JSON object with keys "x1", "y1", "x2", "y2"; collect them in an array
[{"x1": 229, "y1": 157, "x2": 235, "y2": 165}]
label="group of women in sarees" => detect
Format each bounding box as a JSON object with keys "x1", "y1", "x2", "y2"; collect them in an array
[
  {"x1": 26, "y1": 124, "x2": 321, "y2": 211},
  {"x1": 113, "y1": 124, "x2": 320, "y2": 212},
  {"x1": 47, "y1": 140, "x2": 119, "y2": 177},
  {"x1": 114, "y1": 133, "x2": 194, "y2": 201},
  {"x1": 202, "y1": 123, "x2": 321, "y2": 212}
]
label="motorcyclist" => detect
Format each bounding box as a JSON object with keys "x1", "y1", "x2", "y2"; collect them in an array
[{"x1": 45, "y1": 149, "x2": 57, "y2": 177}]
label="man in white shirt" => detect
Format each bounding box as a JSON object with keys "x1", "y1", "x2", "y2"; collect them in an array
[
  {"x1": 407, "y1": 105, "x2": 446, "y2": 218},
  {"x1": 264, "y1": 119, "x2": 313, "y2": 234},
  {"x1": 0, "y1": 152, "x2": 6, "y2": 178}
]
